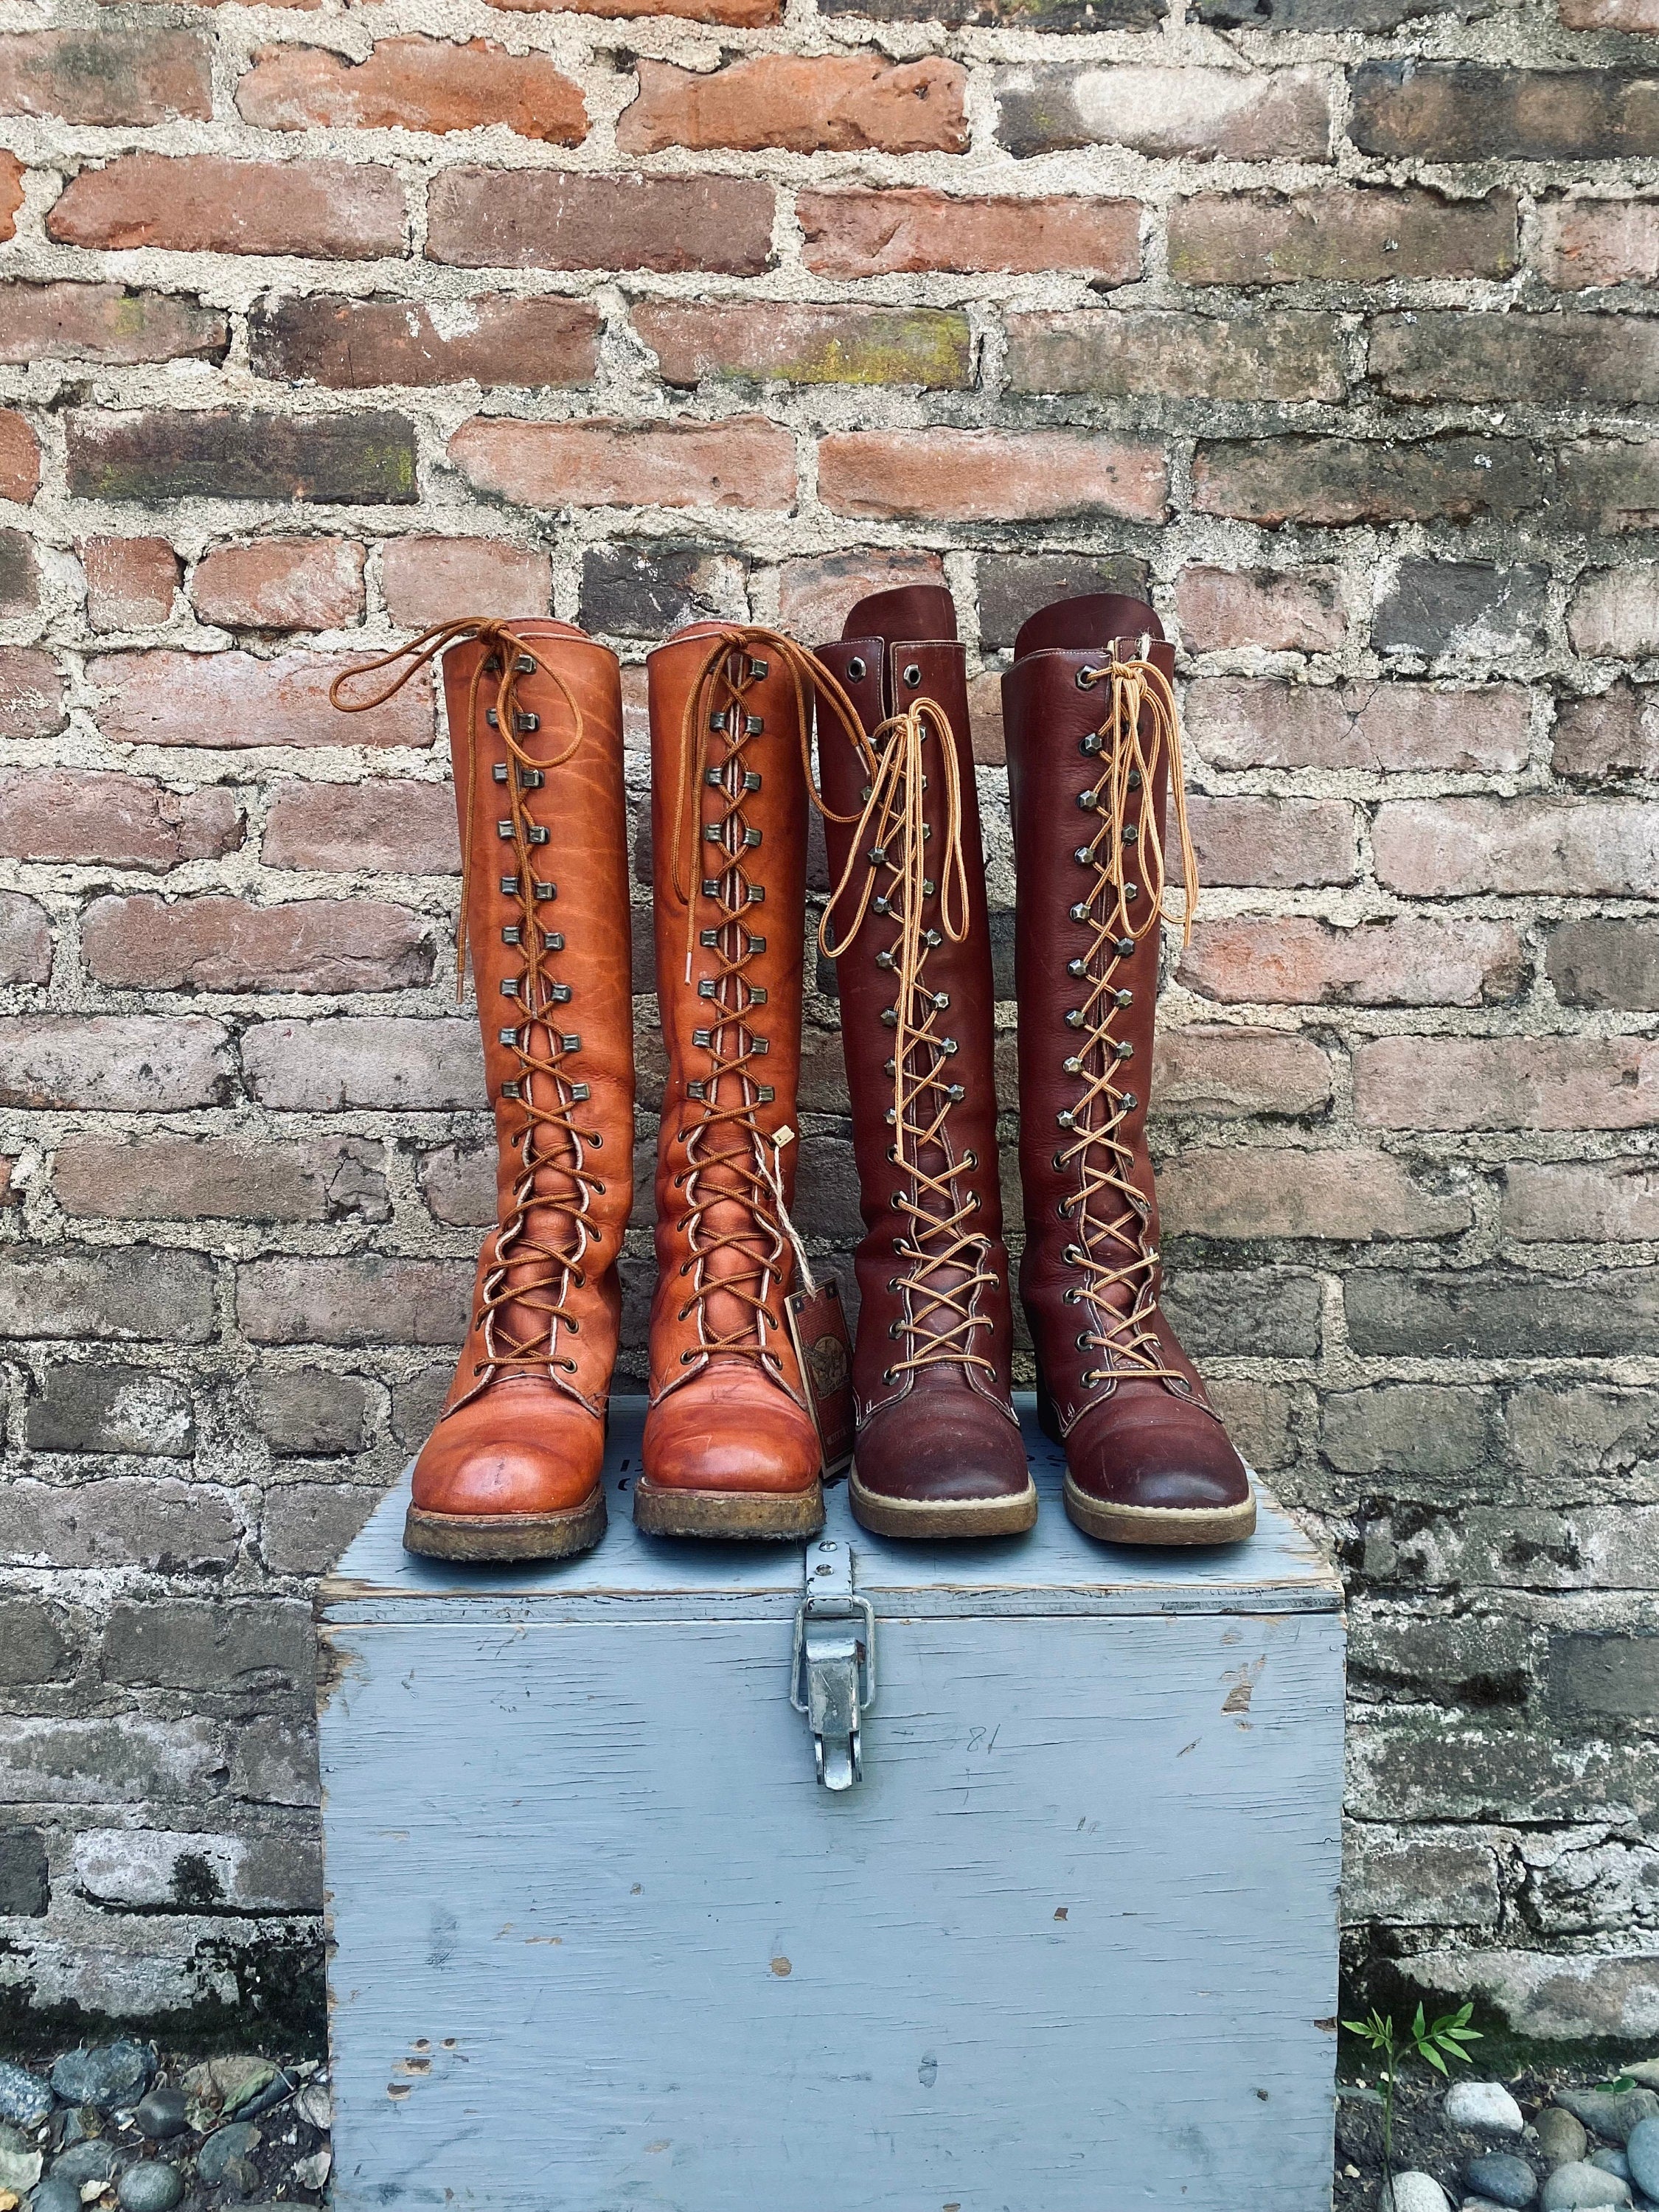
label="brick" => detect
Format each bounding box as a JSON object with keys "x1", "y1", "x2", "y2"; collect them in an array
[
  {"x1": 996, "y1": 63, "x2": 1331, "y2": 161},
  {"x1": 824, "y1": 0, "x2": 1157, "y2": 21},
  {"x1": 0, "y1": 150, "x2": 21, "y2": 244},
  {"x1": 0, "y1": 411, "x2": 39, "y2": 503},
  {"x1": 251, "y1": 293, "x2": 600, "y2": 392},
  {"x1": 1502, "y1": 1161, "x2": 1659, "y2": 1244},
  {"x1": 73, "y1": 1827, "x2": 321, "y2": 1915},
  {"x1": 1153, "y1": 1024, "x2": 1333, "y2": 1118},
  {"x1": 427, "y1": 169, "x2": 774, "y2": 277},
  {"x1": 230, "y1": 1713, "x2": 319, "y2": 1806},
  {"x1": 1348, "y1": 1270, "x2": 1659, "y2": 1362},
  {"x1": 47, "y1": 153, "x2": 406, "y2": 260},
  {"x1": 260, "y1": 1486, "x2": 381, "y2": 1579},
  {"x1": 1324, "y1": 1384, "x2": 1494, "y2": 1477},
  {"x1": 92, "y1": 650, "x2": 433, "y2": 750},
  {"x1": 419, "y1": 1141, "x2": 496, "y2": 1228},
  {"x1": 1568, "y1": 567, "x2": 1659, "y2": 658},
  {"x1": 262, "y1": 777, "x2": 457, "y2": 874},
  {"x1": 1187, "y1": 796, "x2": 1355, "y2": 887},
  {"x1": 636, "y1": 302, "x2": 972, "y2": 391},
  {"x1": 247, "y1": 1370, "x2": 372, "y2": 1456},
  {"x1": 1189, "y1": 678, "x2": 1527, "y2": 773},
  {"x1": 1549, "y1": 1634, "x2": 1659, "y2": 1719},
  {"x1": 391, "y1": 1363, "x2": 450, "y2": 1451},
  {"x1": 82, "y1": 893, "x2": 434, "y2": 992},
  {"x1": 799, "y1": 188, "x2": 1141, "y2": 280},
  {"x1": 779, "y1": 549, "x2": 947, "y2": 642},
  {"x1": 0, "y1": 528, "x2": 38, "y2": 616},
  {"x1": 0, "y1": 1015, "x2": 232, "y2": 1110},
  {"x1": 619, "y1": 55, "x2": 967, "y2": 156},
  {"x1": 1540, "y1": 199, "x2": 1659, "y2": 289},
  {"x1": 83, "y1": 536, "x2": 179, "y2": 630},
  {"x1": 237, "y1": 37, "x2": 587, "y2": 143},
  {"x1": 1351, "y1": 1613, "x2": 1531, "y2": 1706},
  {"x1": 243, "y1": 1016, "x2": 484, "y2": 1109},
  {"x1": 1008, "y1": 310, "x2": 1344, "y2": 403},
  {"x1": 1169, "y1": 186, "x2": 1516, "y2": 287},
  {"x1": 1180, "y1": 914, "x2": 1526, "y2": 1008},
  {"x1": 0, "y1": 650, "x2": 63, "y2": 739},
  {"x1": 55, "y1": 1135, "x2": 389, "y2": 1224},
  {"x1": 0, "y1": 279, "x2": 226, "y2": 367},
  {"x1": 1374, "y1": 798, "x2": 1659, "y2": 897},
  {"x1": 0, "y1": 1484, "x2": 238, "y2": 1576},
  {"x1": 1554, "y1": 684, "x2": 1659, "y2": 779},
  {"x1": 820, "y1": 431, "x2": 1165, "y2": 524},
  {"x1": 0, "y1": 29, "x2": 211, "y2": 125},
  {"x1": 105, "y1": 1601, "x2": 314, "y2": 1681},
  {"x1": 1175, "y1": 568, "x2": 1345, "y2": 654},
  {"x1": 1200, "y1": 0, "x2": 1484, "y2": 19},
  {"x1": 0, "y1": 769, "x2": 240, "y2": 869},
  {"x1": 975, "y1": 553, "x2": 1150, "y2": 653},
  {"x1": 0, "y1": 1605, "x2": 72, "y2": 1685},
  {"x1": 0, "y1": 893, "x2": 51, "y2": 986},
  {"x1": 67, "y1": 410, "x2": 417, "y2": 506},
  {"x1": 1562, "y1": 0, "x2": 1659, "y2": 19},
  {"x1": 1343, "y1": 1833, "x2": 1500, "y2": 1930},
  {"x1": 1161, "y1": 1269, "x2": 1321, "y2": 1359},
  {"x1": 1507, "y1": 1381, "x2": 1659, "y2": 1481},
  {"x1": 1557, "y1": 440, "x2": 1659, "y2": 535},
  {"x1": 1160, "y1": 1147, "x2": 1469, "y2": 1241},
  {"x1": 1374, "y1": 311, "x2": 1659, "y2": 406},
  {"x1": 0, "y1": 1716, "x2": 226, "y2": 1804},
  {"x1": 380, "y1": 538, "x2": 549, "y2": 627},
  {"x1": 1547, "y1": 919, "x2": 1659, "y2": 1009},
  {"x1": 27, "y1": 1364, "x2": 194, "y2": 1457},
  {"x1": 191, "y1": 538, "x2": 364, "y2": 632},
  {"x1": 1204, "y1": 1379, "x2": 1293, "y2": 1471},
  {"x1": 238, "y1": 1255, "x2": 471, "y2": 1346},
  {"x1": 1193, "y1": 437, "x2": 1540, "y2": 529},
  {"x1": 1374, "y1": 562, "x2": 1550, "y2": 660},
  {"x1": 1351, "y1": 62, "x2": 1659, "y2": 163},
  {"x1": 1354, "y1": 1037, "x2": 1659, "y2": 1132},
  {"x1": 0, "y1": 1247, "x2": 215, "y2": 1344},
  {"x1": 451, "y1": 414, "x2": 795, "y2": 512},
  {"x1": 580, "y1": 543, "x2": 747, "y2": 639}
]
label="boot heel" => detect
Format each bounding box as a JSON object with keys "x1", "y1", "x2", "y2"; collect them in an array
[{"x1": 1032, "y1": 1356, "x2": 1063, "y2": 1446}]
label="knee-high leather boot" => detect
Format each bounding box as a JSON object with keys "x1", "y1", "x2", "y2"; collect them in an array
[
  {"x1": 333, "y1": 621, "x2": 634, "y2": 1561},
  {"x1": 634, "y1": 625, "x2": 827, "y2": 1540},
  {"x1": 813, "y1": 587, "x2": 1034, "y2": 1539},
  {"x1": 1004, "y1": 594, "x2": 1255, "y2": 1546}
]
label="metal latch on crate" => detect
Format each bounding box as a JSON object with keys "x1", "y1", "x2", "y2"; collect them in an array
[{"x1": 790, "y1": 1539, "x2": 876, "y2": 1792}]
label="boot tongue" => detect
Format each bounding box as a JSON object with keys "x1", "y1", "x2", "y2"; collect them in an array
[
  {"x1": 1013, "y1": 592, "x2": 1164, "y2": 662},
  {"x1": 842, "y1": 583, "x2": 958, "y2": 644}
]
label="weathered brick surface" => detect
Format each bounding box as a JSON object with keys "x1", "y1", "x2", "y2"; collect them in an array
[{"x1": 0, "y1": 0, "x2": 1650, "y2": 2047}]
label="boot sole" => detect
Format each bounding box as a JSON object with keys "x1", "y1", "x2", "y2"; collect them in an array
[
  {"x1": 632, "y1": 1478, "x2": 825, "y2": 1541},
  {"x1": 403, "y1": 1489, "x2": 607, "y2": 1563},
  {"x1": 849, "y1": 1468, "x2": 1038, "y2": 1541},
  {"x1": 1062, "y1": 1475, "x2": 1256, "y2": 1549}
]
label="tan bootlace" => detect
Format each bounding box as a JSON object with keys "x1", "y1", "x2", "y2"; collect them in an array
[
  {"x1": 665, "y1": 627, "x2": 868, "y2": 1372},
  {"x1": 1057, "y1": 647, "x2": 1200, "y2": 1392},
  {"x1": 331, "y1": 622, "x2": 609, "y2": 1402},
  {"x1": 820, "y1": 695, "x2": 999, "y2": 1391}
]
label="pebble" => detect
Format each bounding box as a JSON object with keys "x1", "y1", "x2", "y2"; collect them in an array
[
  {"x1": 50, "y1": 2045, "x2": 151, "y2": 2112},
  {"x1": 1558, "y1": 2093, "x2": 1659, "y2": 2148},
  {"x1": 1467, "y1": 2202, "x2": 1515, "y2": 2211},
  {"x1": 50, "y1": 2139, "x2": 120, "y2": 2186},
  {"x1": 1386, "y1": 2175, "x2": 1453, "y2": 2212},
  {"x1": 1625, "y1": 2064, "x2": 1659, "y2": 2093},
  {"x1": 1627, "y1": 2116, "x2": 1659, "y2": 2200},
  {"x1": 1451, "y1": 2084, "x2": 1528, "y2": 2138},
  {"x1": 293, "y1": 2080, "x2": 331, "y2": 2132},
  {"x1": 1541, "y1": 2114, "x2": 1594, "y2": 2168},
  {"x1": 0, "y1": 2065, "x2": 52, "y2": 2130},
  {"x1": 1591, "y1": 2151, "x2": 1633, "y2": 2183},
  {"x1": 0, "y1": 2125, "x2": 41, "y2": 2196},
  {"x1": 1540, "y1": 2161, "x2": 1632, "y2": 2211},
  {"x1": 291, "y1": 2148, "x2": 331, "y2": 2191},
  {"x1": 181, "y1": 2057, "x2": 274, "y2": 2119},
  {"x1": 117, "y1": 2161, "x2": 184, "y2": 2212},
  {"x1": 196, "y1": 2121, "x2": 261, "y2": 2187},
  {"x1": 1465, "y1": 2153, "x2": 1539, "y2": 2208},
  {"x1": 133, "y1": 2087, "x2": 187, "y2": 2141},
  {"x1": 30, "y1": 2179, "x2": 80, "y2": 2212}
]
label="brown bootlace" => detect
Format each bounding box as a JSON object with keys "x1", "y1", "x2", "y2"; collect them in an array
[
  {"x1": 666, "y1": 627, "x2": 869, "y2": 1371},
  {"x1": 331, "y1": 622, "x2": 608, "y2": 1402},
  {"x1": 820, "y1": 696, "x2": 1000, "y2": 1391},
  {"x1": 1057, "y1": 647, "x2": 1200, "y2": 1392}
]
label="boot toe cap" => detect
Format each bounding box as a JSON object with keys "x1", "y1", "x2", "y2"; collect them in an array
[
  {"x1": 642, "y1": 1363, "x2": 821, "y2": 1495},
  {"x1": 1067, "y1": 1392, "x2": 1251, "y2": 1514},
  {"x1": 412, "y1": 1380, "x2": 605, "y2": 1517},
  {"x1": 857, "y1": 1388, "x2": 1029, "y2": 1506}
]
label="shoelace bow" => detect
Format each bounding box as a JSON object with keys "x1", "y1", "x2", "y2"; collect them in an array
[
  {"x1": 332, "y1": 622, "x2": 607, "y2": 1393},
  {"x1": 1058, "y1": 650, "x2": 1200, "y2": 1392},
  {"x1": 821, "y1": 695, "x2": 999, "y2": 1389},
  {"x1": 667, "y1": 628, "x2": 869, "y2": 1369}
]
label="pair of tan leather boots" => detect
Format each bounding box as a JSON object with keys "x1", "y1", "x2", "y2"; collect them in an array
[{"x1": 333, "y1": 588, "x2": 1254, "y2": 1565}]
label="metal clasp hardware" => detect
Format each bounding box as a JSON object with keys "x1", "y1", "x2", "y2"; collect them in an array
[{"x1": 790, "y1": 1540, "x2": 876, "y2": 1793}]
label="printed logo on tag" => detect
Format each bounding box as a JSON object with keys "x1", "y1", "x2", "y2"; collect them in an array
[{"x1": 785, "y1": 1276, "x2": 855, "y2": 1478}]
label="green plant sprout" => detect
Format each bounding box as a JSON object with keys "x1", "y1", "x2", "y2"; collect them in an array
[{"x1": 1342, "y1": 2001, "x2": 1481, "y2": 2193}]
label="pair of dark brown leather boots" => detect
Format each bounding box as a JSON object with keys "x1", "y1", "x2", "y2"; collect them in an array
[{"x1": 332, "y1": 589, "x2": 1253, "y2": 1565}]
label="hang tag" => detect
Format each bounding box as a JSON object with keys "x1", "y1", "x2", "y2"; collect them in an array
[{"x1": 785, "y1": 1275, "x2": 855, "y2": 1478}]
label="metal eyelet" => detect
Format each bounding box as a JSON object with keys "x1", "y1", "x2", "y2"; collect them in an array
[
  {"x1": 589, "y1": 1133, "x2": 603, "y2": 1148},
  {"x1": 1077, "y1": 666, "x2": 1099, "y2": 690},
  {"x1": 847, "y1": 655, "x2": 866, "y2": 681},
  {"x1": 1076, "y1": 1334, "x2": 1091, "y2": 1351},
  {"x1": 902, "y1": 664, "x2": 922, "y2": 689},
  {"x1": 680, "y1": 1349, "x2": 696, "y2": 1364},
  {"x1": 962, "y1": 1149, "x2": 977, "y2": 1168},
  {"x1": 888, "y1": 1321, "x2": 902, "y2": 1338},
  {"x1": 883, "y1": 1366, "x2": 898, "y2": 1384}
]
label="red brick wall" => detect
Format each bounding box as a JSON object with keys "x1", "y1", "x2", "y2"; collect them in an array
[{"x1": 0, "y1": 0, "x2": 1655, "y2": 2042}]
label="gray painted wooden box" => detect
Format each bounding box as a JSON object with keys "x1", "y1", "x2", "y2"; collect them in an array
[{"x1": 318, "y1": 1396, "x2": 1345, "y2": 2212}]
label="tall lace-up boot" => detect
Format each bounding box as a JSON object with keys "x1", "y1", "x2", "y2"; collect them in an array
[
  {"x1": 634, "y1": 625, "x2": 829, "y2": 1540},
  {"x1": 1004, "y1": 594, "x2": 1255, "y2": 1547},
  {"x1": 333, "y1": 621, "x2": 634, "y2": 1561},
  {"x1": 814, "y1": 588, "x2": 1034, "y2": 1540}
]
